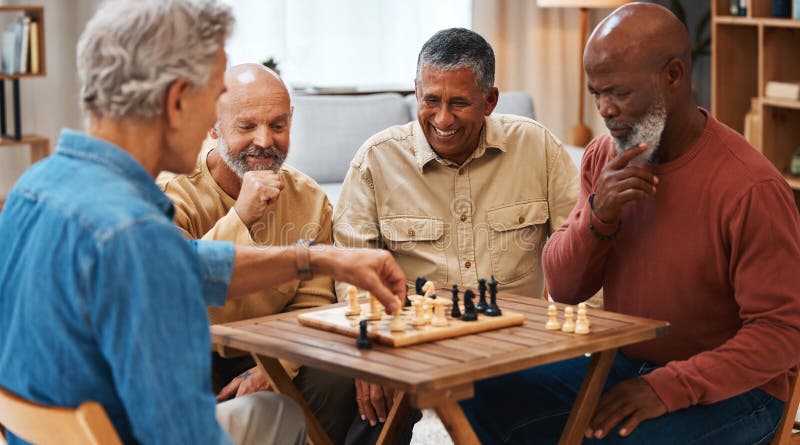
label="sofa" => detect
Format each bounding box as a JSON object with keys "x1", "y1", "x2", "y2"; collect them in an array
[{"x1": 285, "y1": 91, "x2": 581, "y2": 207}]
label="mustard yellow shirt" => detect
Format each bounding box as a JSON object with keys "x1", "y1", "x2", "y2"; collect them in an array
[
  {"x1": 158, "y1": 144, "x2": 336, "y2": 326},
  {"x1": 333, "y1": 114, "x2": 579, "y2": 300}
]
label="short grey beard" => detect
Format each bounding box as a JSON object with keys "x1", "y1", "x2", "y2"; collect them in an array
[
  {"x1": 610, "y1": 100, "x2": 667, "y2": 164},
  {"x1": 216, "y1": 132, "x2": 286, "y2": 178}
]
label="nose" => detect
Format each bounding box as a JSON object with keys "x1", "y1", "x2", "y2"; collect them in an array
[
  {"x1": 253, "y1": 125, "x2": 274, "y2": 148},
  {"x1": 434, "y1": 105, "x2": 455, "y2": 129},
  {"x1": 596, "y1": 95, "x2": 619, "y2": 121}
]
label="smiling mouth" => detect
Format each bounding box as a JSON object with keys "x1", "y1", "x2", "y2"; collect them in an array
[
  {"x1": 608, "y1": 127, "x2": 629, "y2": 138},
  {"x1": 432, "y1": 125, "x2": 458, "y2": 137}
]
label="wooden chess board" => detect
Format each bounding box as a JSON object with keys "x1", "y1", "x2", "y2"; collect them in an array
[{"x1": 297, "y1": 299, "x2": 525, "y2": 347}]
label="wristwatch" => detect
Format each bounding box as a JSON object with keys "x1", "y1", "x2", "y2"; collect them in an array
[{"x1": 294, "y1": 239, "x2": 318, "y2": 281}]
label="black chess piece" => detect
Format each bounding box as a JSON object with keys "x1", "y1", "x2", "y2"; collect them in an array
[
  {"x1": 356, "y1": 320, "x2": 372, "y2": 349},
  {"x1": 476, "y1": 278, "x2": 488, "y2": 313},
  {"x1": 484, "y1": 276, "x2": 502, "y2": 317},
  {"x1": 450, "y1": 284, "x2": 461, "y2": 318},
  {"x1": 415, "y1": 276, "x2": 426, "y2": 295},
  {"x1": 461, "y1": 289, "x2": 478, "y2": 321}
]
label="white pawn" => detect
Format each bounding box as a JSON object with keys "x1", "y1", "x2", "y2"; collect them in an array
[
  {"x1": 545, "y1": 304, "x2": 561, "y2": 330},
  {"x1": 423, "y1": 298, "x2": 434, "y2": 323},
  {"x1": 431, "y1": 299, "x2": 449, "y2": 327},
  {"x1": 365, "y1": 292, "x2": 382, "y2": 321},
  {"x1": 411, "y1": 300, "x2": 426, "y2": 327},
  {"x1": 345, "y1": 285, "x2": 361, "y2": 317},
  {"x1": 390, "y1": 309, "x2": 407, "y2": 332},
  {"x1": 575, "y1": 305, "x2": 590, "y2": 335},
  {"x1": 578, "y1": 303, "x2": 591, "y2": 328},
  {"x1": 561, "y1": 306, "x2": 576, "y2": 333}
]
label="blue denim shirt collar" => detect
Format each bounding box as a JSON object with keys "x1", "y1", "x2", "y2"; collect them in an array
[{"x1": 56, "y1": 129, "x2": 174, "y2": 217}]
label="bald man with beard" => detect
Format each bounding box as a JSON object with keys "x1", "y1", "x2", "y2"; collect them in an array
[
  {"x1": 460, "y1": 3, "x2": 800, "y2": 444},
  {"x1": 158, "y1": 63, "x2": 356, "y2": 444}
]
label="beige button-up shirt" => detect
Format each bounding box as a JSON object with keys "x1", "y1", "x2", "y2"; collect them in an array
[{"x1": 333, "y1": 114, "x2": 579, "y2": 300}]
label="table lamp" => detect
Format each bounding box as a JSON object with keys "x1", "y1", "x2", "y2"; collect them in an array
[{"x1": 537, "y1": 0, "x2": 628, "y2": 146}]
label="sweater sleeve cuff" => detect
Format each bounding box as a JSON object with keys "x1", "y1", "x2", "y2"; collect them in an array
[
  {"x1": 192, "y1": 239, "x2": 235, "y2": 307},
  {"x1": 642, "y1": 367, "x2": 693, "y2": 412}
]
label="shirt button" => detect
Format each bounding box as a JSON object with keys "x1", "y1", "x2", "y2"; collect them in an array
[
  {"x1": 408, "y1": 229, "x2": 415, "y2": 237},
  {"x1": 518, "y1": 216, "x2": 525, "y2": 224},
  {"x1": 460, "y1": 214, "x2": 467, "y2": 222},
  {"x1": 464, "y1": 261, "x2": 471, "y2": 268}
]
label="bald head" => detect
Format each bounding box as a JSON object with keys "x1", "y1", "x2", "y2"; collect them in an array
[
  {"x1": 585, "y1": 3, "x2": 691, "y2": 76},
  {"x1": 219, "y1": 63, "x2": 289, "y2": 111}
]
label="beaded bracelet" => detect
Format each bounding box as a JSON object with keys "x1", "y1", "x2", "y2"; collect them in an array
[{"x1": 588, "y1": 194, "x2": 621, "y2": 241}]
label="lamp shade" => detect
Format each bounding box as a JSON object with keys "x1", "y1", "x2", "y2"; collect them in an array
[{"x1": 537, "y1": 0, "x2": 627, "y2": 7}]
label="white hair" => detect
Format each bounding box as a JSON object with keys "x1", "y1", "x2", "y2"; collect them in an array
[{"x1": 77, "y1": 0, "x2": 234, "y2": 119}]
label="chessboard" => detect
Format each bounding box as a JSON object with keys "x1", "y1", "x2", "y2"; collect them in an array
[{"x1": 297, "y1": 297, "x2": 524, "y2": 348}]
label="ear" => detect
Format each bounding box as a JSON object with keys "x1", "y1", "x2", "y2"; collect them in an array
[
  {"x1": 165, "y1": 78, "x2": 192, "y2": 129},
  {"x1": 209, "y1": 122, "x2": 220, "y2": 139},
  {"x1": 664, "y1": 58, "x2": 685, "y2": 90},
  {"x1": 483, "y1": 87, "x2": 499, "y2": 116}
]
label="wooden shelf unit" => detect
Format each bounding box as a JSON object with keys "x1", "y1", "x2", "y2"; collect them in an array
[{"x1": 712, "y1": 0, "x2": 800, "y2": 202}]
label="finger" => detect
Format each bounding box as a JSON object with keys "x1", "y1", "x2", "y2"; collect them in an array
[
  {"x1": 359, "y1": 381, "x2": 378, "y2": 425},
  {"x1": 377, "y1": 252, "x2": 407, "y2": 310},
  {"x1": 216, "y1": 379, "x2": 240, "y2": 402},
  {"x1": 595, "y1": 403, "x2": 636, "y2": 439},
  {"x1": 611, "y1": 143, "x2": 649, "y2": 169},
  {"x1": 370, "y1": 384, "x2": 388, "y2": 422},
  {"x1": 614, "y1": 177, "x2": 657, "y2": 195},
  {"x1": 354, "y1": 381, "x2": 366, "y2": 421},
  {"x1": 613, "y1": 188, "x2": 651, "y2": 205},
  {"x1": 620, "y1": 166, "x2": 659, "y2": 186},
  {"x1": 618, "y1": 411, "x2": 644, "y2": 437},
  {"x1": 236, "y1": 379, "x2": 252, "y2": 398}
]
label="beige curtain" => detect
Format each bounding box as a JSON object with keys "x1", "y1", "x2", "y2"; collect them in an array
[{"x1": 473, "y1": 0, "x2": 611, "y2": 144}]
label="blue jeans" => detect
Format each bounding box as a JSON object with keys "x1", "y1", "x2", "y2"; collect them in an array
[{"x1": 460, "y1": 353, "x2": 784, "y2": 445}]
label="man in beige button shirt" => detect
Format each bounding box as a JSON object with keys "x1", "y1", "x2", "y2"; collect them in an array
[
  {"x1": 159, "y1": 63, "x2": 355, "y2": 444},
  {"x1": 333, "y1": 28, "x2": 579, "y2": 444}
]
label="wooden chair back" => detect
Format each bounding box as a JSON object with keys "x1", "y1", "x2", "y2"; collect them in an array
[
  {"x1": 0, "y1": 387, "x2": 121, "y2": 445},
  {"x1": 773, "y1": 367, "x2": 800, "y2": 445}
]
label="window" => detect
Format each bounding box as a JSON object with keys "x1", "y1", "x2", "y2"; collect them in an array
[{"x1": 223, "y1": 0, "x2": 472, "y2": 90}]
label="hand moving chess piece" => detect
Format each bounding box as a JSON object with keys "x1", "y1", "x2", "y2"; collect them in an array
[
  {"x1": 561, "y1": 306, "x2": 576, "y2": 333},
  {"x1": 345, "y1": 285, "x2": 361, "y2": 316},
  {"x1": 575, "y1": 304, "x2": 590, "y2": 334},
  {"x1": 356, "y1": 320, "x2": 372, "y2": 349},
  {"x1": 484, "y1": 277, "x2": 501, "y2": 317},
  {"x1": 461, "y1": 289, "x2": 478, "y2": 321},
  {"x1": 476, "y1": 278, "x2": 488, "y2": 313},
  {"x1": 450, "y1": 284, "x2": 461, "y2": 318},
  {"x1": 545, "y1": 304, "x2": 561, "y2": 330},
  {"x1": 431, "y1": 299, "x2": 448, "y2": 327}
]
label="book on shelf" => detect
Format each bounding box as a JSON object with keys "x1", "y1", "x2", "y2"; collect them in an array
[
  {"x1": 1, "y1": 16, "x2": 38, "y2": 75},
  {"x1": 765, "y1": 81, "x2": 800, "y2": 101}
]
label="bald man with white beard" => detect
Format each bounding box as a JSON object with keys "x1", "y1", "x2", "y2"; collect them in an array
[{"x1": 158, "y1": 63, "x2": 356, "y2": 444}]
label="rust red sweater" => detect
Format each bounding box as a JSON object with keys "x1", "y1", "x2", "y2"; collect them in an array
[{"x1": 542, "y1": 111, "x2": 800, "y2": 412}]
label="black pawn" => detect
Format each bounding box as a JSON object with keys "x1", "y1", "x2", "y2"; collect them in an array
[
  {"x1": 450, "y1": 284, "x2": 461, "y2": 318},
  {"x1": 461, "y1": 289, "x2": 478, "y2": 321},
  {"x1": 356, "y1": 320, "x2": 372, "y2": 349},
  {"x1": 476, "y1": 278, "x2": 488, "y2": 313},
  {"x1": 484, "y1": 276, "x2": 502, "y2": 317},
  {"x1": 415, "y1": 276, "x2": 426, "y2": 295}
]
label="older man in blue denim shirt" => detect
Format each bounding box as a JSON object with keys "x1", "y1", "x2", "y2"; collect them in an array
[{"x1": 0, "y1": 1, "x2": 406, "y2": 444}]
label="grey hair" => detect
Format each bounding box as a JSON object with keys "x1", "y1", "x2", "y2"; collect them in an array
[
  {"x1": 77, "y1": 0, "x2": 234, "y2": 119},
  {"x1": 415, "y1": 28, "x2": 495, "y2": 92}
]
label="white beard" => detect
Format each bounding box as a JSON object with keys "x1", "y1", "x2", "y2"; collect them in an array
[
  {"x1": 610, "y1": 100, "x2": 667, "y2": 165},
  {"x1": 216, "y1": 124, "x2": 286, "y2": 177}
]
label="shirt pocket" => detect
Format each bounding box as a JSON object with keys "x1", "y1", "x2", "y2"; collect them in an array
[
  {"x1": 379, "y1": 216, "x2": 448, "y2": 285},
  {"x1": 486, "y1": 200, "x2": 549, "y2": 284}
]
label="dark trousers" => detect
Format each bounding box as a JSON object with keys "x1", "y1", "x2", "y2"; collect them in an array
[
  {"x1": 213, "y1": 353, "x2": 357, "y2": 445},
  {"x1": 460, "y1": 352, "x2": 785, "y2": 445},
  {"x1": 344, "y1": 407, "x2": 422, "y2": 445}
]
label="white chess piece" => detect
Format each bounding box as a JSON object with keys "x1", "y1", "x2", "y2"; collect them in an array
[
  {"x1": 422, "y1": 281, "x2": 436, "y2": 299},
  {"x1": 390, "y1": 309, "x2": 407, "y2": 332},
  {"x1": 578, "y1": 302, "x2": 591, "y2": 328},
  {"x1": 423, "y1": 298, "x2": 434, "y2": 323},
  {"x1": 561, "y1": 306, "x2": 576, "y2": 333},
  {"x1": 575, "y1": 305, "x2": 590, "y2": 334},
  {"x1": 345, "y1": 285, "x2": 361, "y2": 317},
  {"x1": 431, "y1": 299, "x2": 448, "y2": 327},
  {"x1": 411, "y1": 300, "x2": 426, "y2": 327},
  {"x1": 545, "y1": 304, "x2": 561, "y2": 330},
  {"x1": 365, "y1": 292, "x2": 382, "y2": 321}
]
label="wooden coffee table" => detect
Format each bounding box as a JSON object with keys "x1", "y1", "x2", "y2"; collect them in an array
[{"x1": 211, "y1": 293, "x2": 669, "y2": 445}]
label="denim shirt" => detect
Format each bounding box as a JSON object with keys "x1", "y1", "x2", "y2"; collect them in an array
[{"x1": 0, "y1": 130, "x2": 235, "y2": 444}]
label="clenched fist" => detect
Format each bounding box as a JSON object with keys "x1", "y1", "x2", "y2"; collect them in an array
[{"x1": 234, "y1": 170, "x2": 284, "y2": 229}]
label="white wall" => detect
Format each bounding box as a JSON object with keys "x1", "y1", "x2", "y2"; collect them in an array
[{"x1": 0, "y1": 0, "x2": 99, "y2": 198}]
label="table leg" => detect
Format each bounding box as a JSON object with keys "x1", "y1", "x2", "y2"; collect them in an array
[
  {"x1": 252, "y1": 354, "x2": 333, "y2": 445},
  {"x1": 558, "y1": 348, "x2": 618, "y2": 445},
  {"x1": 376, "y1": 391, "x2": 411, "y2": 445},
  {"x1": 434, "y1": 401, "x2": 480, "y2": 445}
]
